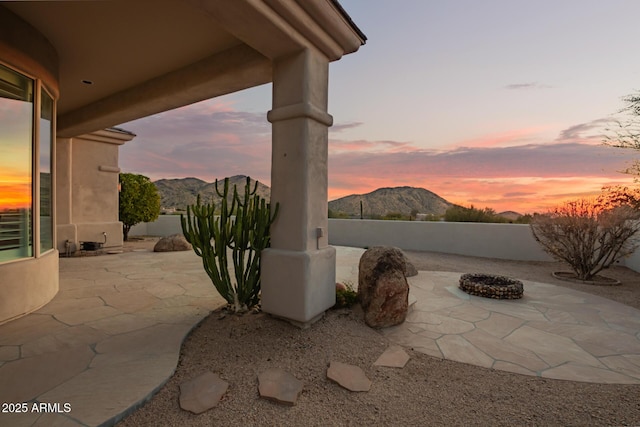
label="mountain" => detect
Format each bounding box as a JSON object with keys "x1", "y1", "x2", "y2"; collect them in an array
[
  {"x1": 156, "y1": 179, "x2": 457, "y2": 218},
  {"x1": 328, "y1": 186, "x2": 456, "y2": 218},
  {"x1": 497, "y1": 211, "x2": 523, "y2": 221},
  {"x1": 154, "y1": 175, "x2": 271, "y2": 211}
]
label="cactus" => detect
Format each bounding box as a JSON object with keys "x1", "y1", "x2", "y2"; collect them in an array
[{"x1": 180, "y1": 177, "x2": 279, "y2": 313}]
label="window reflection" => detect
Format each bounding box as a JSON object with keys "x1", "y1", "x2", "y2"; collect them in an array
[
  {"x1": 0, "y1": 63, "x2": 33, "y2": 262},
  {"x1": 40, "y1": 90, "x2": 53, "y2": 252}
]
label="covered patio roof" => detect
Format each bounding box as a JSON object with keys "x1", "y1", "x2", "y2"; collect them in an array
[{"x1": 3, "y1": 0, "x2": 365, "y2": 137}]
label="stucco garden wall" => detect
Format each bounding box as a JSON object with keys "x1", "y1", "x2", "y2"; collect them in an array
[
  {"x1": 131, "y1": 217, "x2": 551, "y2": 261},
  {"x1": 130, "y1": 216, "x2": 640, "y2": 271},
  {"x1": 329, "y1": 219, "x2": 553, "y2": 262}
]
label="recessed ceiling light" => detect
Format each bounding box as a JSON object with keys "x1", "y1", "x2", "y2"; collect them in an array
[{"x1": 81, "y1": 80, "x2": 93, "y2": 85}]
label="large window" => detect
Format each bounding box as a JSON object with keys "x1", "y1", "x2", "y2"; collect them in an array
[
  {"x1": 0, "y1": 63, "x2": 55, "y2": 262},
  {"x1": 0, "y1": 64, "x2": 33, "y2": 262}
]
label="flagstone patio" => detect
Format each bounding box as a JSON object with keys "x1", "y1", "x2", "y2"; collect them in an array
[{"x1": 0, "y1": 246, "x2": 639, "y2": 426}]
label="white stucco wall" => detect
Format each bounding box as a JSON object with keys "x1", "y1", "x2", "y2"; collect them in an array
[
  {"x1": 132, "y1": 216, "x2": 551, "y2": 260},
  {"x1": 130, "y1": 216, "x2": 640, "y2": 271},
  {"x1": 130, "y1": 215, "x2": 184, "y2": 237},
  {"x1": 329, "y1": 219, "x2": 553, "y2": 261}
]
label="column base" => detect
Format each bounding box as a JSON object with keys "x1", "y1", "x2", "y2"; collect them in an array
[{"x1": 261, "y1": 246, "x2": 336, "y2": 326}]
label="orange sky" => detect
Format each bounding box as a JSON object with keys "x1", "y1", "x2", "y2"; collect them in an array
[
  {"x1": 118, "y1": 100, "x2": 640, "y2": 216},
  {"x1": 326, "y1": 175, "x2": 629, "y2": 214},
  {"x1": 0, "y1": 182, "x2": 31, "y2": 210}
]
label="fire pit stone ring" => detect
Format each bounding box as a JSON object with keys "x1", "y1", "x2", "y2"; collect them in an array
[{"x1": 459, "y1": 273, "x2": 524, "y2": 299}]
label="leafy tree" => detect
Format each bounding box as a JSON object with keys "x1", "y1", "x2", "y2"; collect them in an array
[
  {"x1": 530, "y1": 188, "x2": 640, "y2": 281},
  {"x1": 119, "y1": 173, "x2": 160, "y2": 241}
]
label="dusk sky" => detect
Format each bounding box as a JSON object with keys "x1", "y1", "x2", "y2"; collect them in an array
[{"x1": 119, "y1": 0, "x2": 640, "y2": 214}]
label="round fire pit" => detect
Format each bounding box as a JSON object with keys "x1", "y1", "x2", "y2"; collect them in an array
[{"x1": 459, "y1": 273, "x2": 524, "y2": 299}]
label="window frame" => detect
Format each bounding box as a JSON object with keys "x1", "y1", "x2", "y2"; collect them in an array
[{"x1": 0, "y1": 60, "x2": 57, "y2": 264}]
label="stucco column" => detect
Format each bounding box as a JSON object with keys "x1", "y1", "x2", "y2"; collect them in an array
[{"x1": 261, "y1": 49, "x2": 336, "y2": 325}]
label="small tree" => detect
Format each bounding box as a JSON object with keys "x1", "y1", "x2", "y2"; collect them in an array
[
  {"x1": 530, "y1": 191, "x2": 640, "y2": 281},
  {"x1": 119, "y1": 173, "x2": 161, "y2": 241}
]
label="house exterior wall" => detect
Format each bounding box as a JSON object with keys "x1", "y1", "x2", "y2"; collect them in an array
[
  {"x1": 0, "y1": 251, "x2": 58, "y2": 325},
  {"x1": 0, "y1": 7, "x2": 59, "y2": 324},
  {"x1": 56, "y1": 129, "x2": 133, "y2": 252}
]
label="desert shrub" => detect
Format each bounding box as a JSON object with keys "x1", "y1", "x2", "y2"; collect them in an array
[
  {"x1": 382, "y1": 211, "x2": 408, "y2": 220},
  {"x1": 530, "y1": 193, "x2": 640, "y2": 280},
  {"x1": 328, "y1": 209, "x2": 350, "y2": 219},
  {"x1": 335, "y1": 281, "x2": 358, "y2": 308},
  {"x1": 444, "y1": 205, "x2": 508, "y2": 223}
]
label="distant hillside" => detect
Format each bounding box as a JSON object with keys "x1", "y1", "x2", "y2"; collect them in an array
[
  {"x1": 154, "y1": 175, "x2": 270, "y2": 211},
  {"x1": 156, "y1": 179, "x2": 460, "y2": 218},
  {"x1": 497, "y1": 211, "x2": 523, "y2": 221},
  {"x1": 328, "y1": 186, "x2": 456, "y2": 218}
]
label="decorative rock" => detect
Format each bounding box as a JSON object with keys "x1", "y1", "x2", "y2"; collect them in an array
[
  {"x1": 258, "y1": 368, "x2": 304, "y2": 405},
  {"x1": 153, "y1": 234, "x2": 192, "y2": 252},
  {"x1": 327, "y1": 361, "x2": 372, "y2": 392},
  {"x1": 179, "y1": 371, "x2": 228, "y2": 414},
  {"x1": 374, "y1": 345, "x2": 410, "y2": 368},
  {"x1": 358, "y1": 246, "x2": 410, "y2": 328}
]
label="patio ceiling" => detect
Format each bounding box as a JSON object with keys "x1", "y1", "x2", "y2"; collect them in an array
[{"x1": 4, "y1": 0, "x2": 364, "y2": 138}]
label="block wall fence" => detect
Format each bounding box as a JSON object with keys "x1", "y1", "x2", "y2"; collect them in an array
[{"x1": 130, "y1": 217, "x2": 640, "y2": 272}]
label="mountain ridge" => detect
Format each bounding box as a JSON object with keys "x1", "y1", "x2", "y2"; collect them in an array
[
  {"x1": 328, "y1": 186, "x2": 456, "y2": 217},
  {"x1": 154, "y1": 177, "x2": 466, "y2": 217},
  {"x1": 154, "y1": 175, "x2": 271, "y2": 211}
]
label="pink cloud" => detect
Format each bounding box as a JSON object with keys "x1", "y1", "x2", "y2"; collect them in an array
[
  {"x1": 328, "y1": 141, "x2": 638, "y2": 213},
  {"x1": 329, "y1": 139, "x2": 416, "y2": 154},
  {"x1": 453, "y1": 126, "x2": 550, "y2": 148},
  {"x1": 117, "y1": 101, "x2": 640, "y2": 214}
]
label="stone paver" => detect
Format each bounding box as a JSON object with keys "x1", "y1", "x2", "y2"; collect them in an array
[
  {"x1": 374, "y1": 345, "x2": 410, "y2": 368},
  {"x1": 258, "y1": 368, "x2": 304, "y2": 405},
  {"x1": 1, "y1": 246, "x2": 640, "y2": 427},
  {"x1": 327, "y1": 361, "x2": 372, "y2": 392},
  {"x1": 180, "y1": 371, "x2": 229, "y2": 414},
  {"x1": 0, "y1": 249, "x2": 226, "y2": 427},
  {"x1": 0, "y1": 345, "x2": 95, "y2": 403},
  {"x1": 373, "y1": 263, "x2": 640, "y2": 385}
]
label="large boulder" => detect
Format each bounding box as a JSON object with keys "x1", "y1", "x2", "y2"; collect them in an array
[
  {"x1": 358, "y1": 246, "x2": 409, "y2": 328},
  {"x1": 404, "y1": 257, "x2": 418, "y2": 277},
  {"x1": 153, "y1": 234, "x2": 192, "y2": 252}
]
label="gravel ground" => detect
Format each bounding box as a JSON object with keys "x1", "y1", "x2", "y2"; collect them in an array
[{"x1": 117, "y1": 240, "x2": 640, "y2": 426}]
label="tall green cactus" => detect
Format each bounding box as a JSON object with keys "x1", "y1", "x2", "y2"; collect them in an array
[{"x1": 180, "y1": 177, "x2": 279, "y2": 312}]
